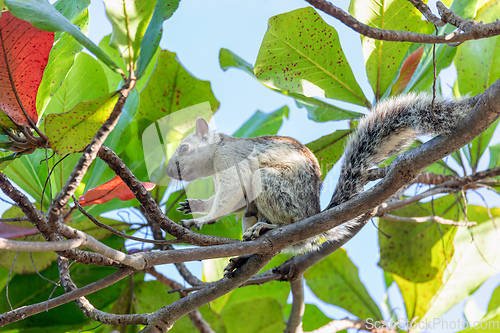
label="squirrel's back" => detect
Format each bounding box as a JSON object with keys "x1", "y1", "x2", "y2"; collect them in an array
[{"x1": 244, "y1": 135, "x2": 322, "y2": 226}]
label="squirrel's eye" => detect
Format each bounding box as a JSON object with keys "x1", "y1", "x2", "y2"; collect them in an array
[{"x1": 179, "y1": 144, "x2": 189, "y2": 154}]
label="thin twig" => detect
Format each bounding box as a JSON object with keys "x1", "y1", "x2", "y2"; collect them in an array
[
  {"x1": 72, "y1": 196, "x2": 181, "y2": 245},
  {"x1": 56, "y1": 223, "x2": 147, "y2": 270},
  {"x1": 436, "y1": 2, "x2": 477, "y2": 32},
  {"x1": 0, "y1": 237, "x2": 83, "y2": 251},
  {"x1": 41, "y1": 154, "x2": 70, "y2": 213},
  {"x1": 406, "y1": 0, "x2": 445, "y2": 26},
  {"x1": 381, "y1": 213, "x2": 476, "y2": 226},
  {"x1": 0, "y1": 217, "x2": 28, "y2": 222}
]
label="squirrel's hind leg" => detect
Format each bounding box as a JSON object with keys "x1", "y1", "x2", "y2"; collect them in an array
[
  {"x1": 253, "y1": 166, "x2": 321, "y2": 225},
  {"x1": 242, "y1": 219, "x2": 279, "y2": 240}
]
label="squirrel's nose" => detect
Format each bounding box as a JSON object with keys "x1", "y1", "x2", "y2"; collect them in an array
[
  {"x1": 166, "y1": 159, "x2": 182, "y2": 180},
  {"x1": 165, "y1": 159, "x2": 175, "y2": 178}
]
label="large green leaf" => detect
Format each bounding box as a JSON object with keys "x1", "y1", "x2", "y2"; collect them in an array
[
  {"x1": 220, "y1": 47, "x2": 362, "y2": 122},
  {"x1": 459, "y1": 283, "x2": 500, "y2": 332},
  {"x1": 306, "y1": 129, "x2": 353, "y2": 179},
  {"x1": 45, "y1": 92, "x2": 119, "y2": 154},
  {"x1": 97, "y1": 34, "x2": 127, "y2": 92},
  {"x1": 0, "y1": 262, "x2": 86, "y2": 330},
  {"x1": 486, "y1": 284, "x2": 500, "y2": 315},
  {"x1": 136, "y1": 0, "x2": 180, "y2": 79},
  {"x1": 419, "y1": 206, "x2": 500, "y2": 325},
  {"x1": 206, "y1": 252, "x2": 289, "y2": 315},
  {"x1": 36, "y1": 0, "x2": 90, "y2": 118},
  {"x1": 75, "y1": 88, "x2": 141, "y2": 195},
  {"x1": 5, "y1": 0, "x2": 121, "y2": 73},
  {"x1": 221, "y1": 297, "x2": 286, "y2": 333},
  {"x1": 379, "y1": 195, "x2": 459, "y2": 320},
  {"x1": 349, "y1": 0, "x2": 433, "y2": 99},
  {"x1": 103, "y1": 0, "x2": 156, "y2": 70},
  {"x1": 3, "y1": 152, "x2": 86, "y2": 209},
  {"x1": 42, "y1": 52, "x2": 109, "y2": 120},
  {"x1": 379, "y1": 195, "x2": 459, "y2": 281},
  {"x1": 456, "y1": 0, "x2": 500, "y2": 96},
  {"x1": 0, "y1": 152, "x2": 19, "y2": 171},
  {"x1": 233, "y1": 106, "x2": 289, "y2": 138},
  {"x1": 51, "y1": 0, "x2": 89, "y2": 41},
  {"x1": 305, "y1": 248, "x2": 382, "y2": 319},
  {"x1": 254, "y1": 7, "x2": 369, "y2": 107}
]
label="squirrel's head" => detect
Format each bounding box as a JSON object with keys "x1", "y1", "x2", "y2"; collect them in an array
[{"x1": 166, "y1": 117, "x2": 217, "y2": 182}]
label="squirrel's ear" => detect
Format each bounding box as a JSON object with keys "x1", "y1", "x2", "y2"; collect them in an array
[{"x1": 195, "y1": 117, "x2": 209, "y2": 139}]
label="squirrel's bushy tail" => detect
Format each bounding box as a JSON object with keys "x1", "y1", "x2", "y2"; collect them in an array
[{"x1": 327, "y1": 93, "x2": 478, "y2": 210}]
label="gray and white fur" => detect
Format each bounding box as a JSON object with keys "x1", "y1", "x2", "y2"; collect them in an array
[{"x1": 166, "y1": 93, "x2": 478, "y2": 253}]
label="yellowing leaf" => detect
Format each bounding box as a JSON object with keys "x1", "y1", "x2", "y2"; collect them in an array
[{"x1": 45, "y1": 92, "x2": 119, "y2": 154}]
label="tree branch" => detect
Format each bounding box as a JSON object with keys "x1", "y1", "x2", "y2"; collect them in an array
[
  {"x1": 56, "y1": 224, "x2": 147, "y2": 270},
  {"x1": 407, "y1": 0, "x2": 445, "y2": 27},
  {"x1": 376, "y1": 166, "x2": 500, "y2": 214},
  {"x1": 381, "y1": 213, "x2": 476, "y2": 226},
  {"x1": 286, "y1": 276, "x2": 305, "y2": 333},
  {"x1": 305, "y1": 0, "x2": 500, "y2": 44},
  {"x1": 0, "y1": 237, "x2": 83, "y2": 251},
  {"x1": 436, "y1": 2, "x2": 477, "y2": 32}
]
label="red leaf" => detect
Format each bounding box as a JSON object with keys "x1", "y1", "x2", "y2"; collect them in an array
[
  {"x1": 0, "y1": 222, "x2": 39, "y2": 239},
  {"x1": 0, "y1": 12, "x2": 54, "y2": 126},
  {"x1": 79, "y1": 175, "x2": 156, "y2": 206},
  {"x1": 390, "y1": 46, "x2": 424, "y2": 96}
]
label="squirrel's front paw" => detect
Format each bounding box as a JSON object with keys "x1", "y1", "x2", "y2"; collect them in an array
[
  {"x1": 177, "y1": 199, "x2": 204, "y2": 214},
  {"x1": 180, "y1": 218, "x2": 215, "y2": 230}
]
